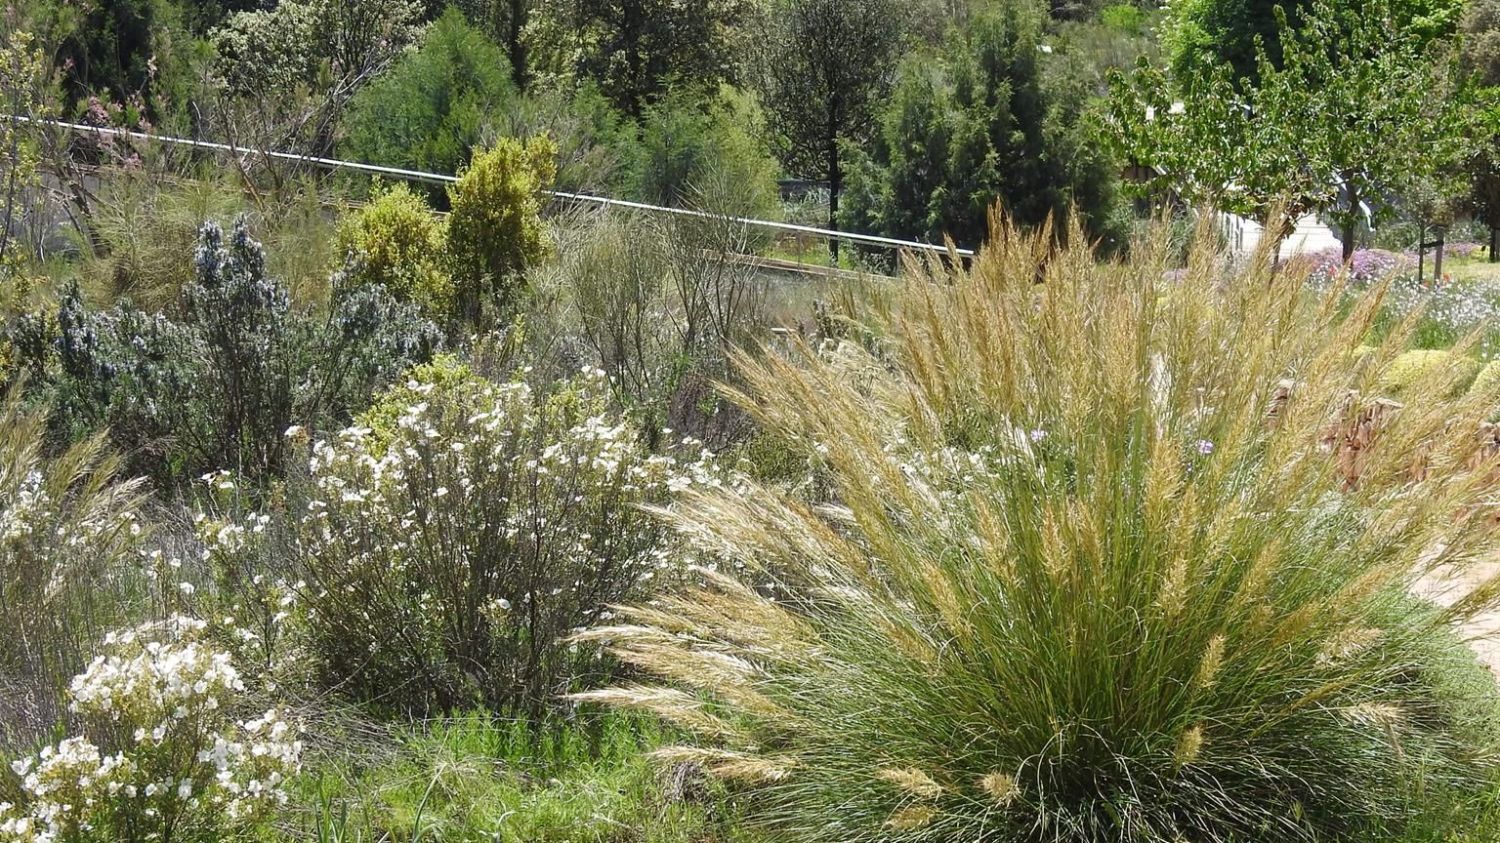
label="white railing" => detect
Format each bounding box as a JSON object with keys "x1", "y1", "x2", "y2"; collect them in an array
[{"x1": 7, "y1": 115, "x2": 975, "y2": 259}]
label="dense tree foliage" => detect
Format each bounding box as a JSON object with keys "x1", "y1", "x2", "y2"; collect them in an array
[
  {"x1": 52, "y1": 0, "x2": 157, "y2": 111},
  {"x1": 530, "y1": 0, "x2": 751, "y2": 118},
  {"x1": 1462, "y1": 0, "x2": 1500, "y2": 259},
  {"x1": 842, "y1": 0, "x2": 1123, "y2": 249},
  {"x1": 452, "y1": 0, "x2": 534, "y2": 88},
  {"x1": 342, "y1": 8, "x2": 514, "y2": 178},
  {"x1": 1166, "y1": 0, "x2": 1465, "y2": 86}
]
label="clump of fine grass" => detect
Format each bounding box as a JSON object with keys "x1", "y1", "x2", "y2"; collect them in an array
[
  {"x1": 79, "y1": 169, "x2": 246, "y2": 312},
  {"x1": 572, "y1": 213, "x2": 1500, "y2": 843},
  {"x1": 0, "y1": 386, "x2": 148, "y2": 750}
]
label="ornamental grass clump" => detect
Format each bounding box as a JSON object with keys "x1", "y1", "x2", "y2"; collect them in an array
[
  {"x1": 573, "y1": 216, "x2": 1500, "y2": 843},
  {"x1": 0, "y1": 387, "x2": 147, "y2": 703}
]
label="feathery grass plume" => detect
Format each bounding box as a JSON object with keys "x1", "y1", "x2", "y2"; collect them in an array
[
  {"x1": 876, "y1": 767, "x2": 944, "y2": 800},
  {"x1": 884, "y1": 805, "x2": 938, "y2": 831},
  {"x1": 649, "y1": 746, "x2": 796, "y2": 783},
  {"x1": 976, "y1": 771, "x2": 1020, "y2": 805},
  {"x1": 1193, "y1": 633, "x2": 1227, "y2": 691},
  {"x1": 0, "y1": 386, "x2": 148, "y2": 710},
  {"x1": 575, "y1": 212, "x2": 1500, "y2": 843},
  {"x1": 1173, "y1": 724, "x2": 1206, "y2": 768}
]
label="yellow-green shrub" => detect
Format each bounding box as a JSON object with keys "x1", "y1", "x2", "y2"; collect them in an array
[
  {"x1": 334, "y1": 183, "x2": 454, "y2": 318},
  {"x1": 1471, "y1": 360, "x2": 1500, "y2": 399},
  {"x1": 355, "y1": 354, "x2": 489, "y2": 447},
  {"x1": 446, "y1": 137, "x2": 557, "y2": 324},
  {"x1": 1378, "y1": 349, "x2": 1481, "y2": 398}
]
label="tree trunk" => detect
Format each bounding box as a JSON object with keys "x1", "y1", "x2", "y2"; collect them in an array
[
  {"x1": 1258, "y1": 208, "x2": 1293, "y2": 265},
  {"x1": 508, "y1": 0, "x2": 529, "y2": 91},
  {"x1": 827, "y1": 117, "x2": 841, "y2": 263},
  {"x1": 622, "y1": 0, "x2": 644, "y2": 119},
  {"x1": 1340, "y1": 191, "x2": 1357, "y2": 264}
]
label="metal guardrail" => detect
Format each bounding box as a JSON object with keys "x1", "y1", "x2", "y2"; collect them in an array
[{"x1": 7, "y1": 115, "x2": 976, "y2": 259}]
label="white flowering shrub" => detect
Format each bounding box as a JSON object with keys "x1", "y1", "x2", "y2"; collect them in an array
[
  {"x1": 0, "y1": 389, "x2": 147, "y2": 709},
  {"x1": 188, "y1": 474, "x2": 309, "y2": 694},
  {"x1": 0, "y1": 618, "x2": 301, "y2": 843},
  {"x1": 285, "y1": 362, "x2": 717, "y2": 716}
]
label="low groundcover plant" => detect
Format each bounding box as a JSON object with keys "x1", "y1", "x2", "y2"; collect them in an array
[{"x1": 573, "y1": 219, "x2": 1500, "y2": 843}]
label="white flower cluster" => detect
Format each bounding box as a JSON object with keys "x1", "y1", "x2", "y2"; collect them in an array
[
  {"x1": 282, "y1": 366, "x2": 724, "y2": 708},
  {"x1": 299, "y1": 369, "x2": 716, "y2": 578},
  {"x1": 0, "y1": 619, "x2": 302, "y2": 843},
  {"x1": 1, "y1": 468, "x2": 139, "y2": 554},
  {"x1": 0, "y1": 470, "x2": 46, "y2": 543},
  {"x1": 70, "y1": 622, "x2": 238, "y2": 722}
]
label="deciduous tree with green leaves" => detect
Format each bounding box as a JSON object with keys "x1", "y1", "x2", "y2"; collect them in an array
[
  {"x1": 1110, "y1": 0, "x2": 1472, "y2": 260},
  {"x1": 1165, "y1": 0, "x2": 1463, "y2": 87}
]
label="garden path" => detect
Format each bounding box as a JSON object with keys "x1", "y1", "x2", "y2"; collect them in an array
[{"x1": 1415, "y1": 560, "x2": 1500, "y2": 678}]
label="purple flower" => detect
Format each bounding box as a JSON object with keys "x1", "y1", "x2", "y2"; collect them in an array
[
  {"x1": 1195, "y1": 439, "x2": 1215, "y2": 455},
  {"x1": 1444, "y1": 242, "x2": 1484, "y2": 260},
  {"x1": 1029, "y1": 429, "x2": 1047, "y2": 443},
  {"x1": 1289, "y1": 247, "x2": 1414, "y2": 287}
]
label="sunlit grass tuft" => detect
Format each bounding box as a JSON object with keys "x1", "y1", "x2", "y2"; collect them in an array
[{"x1": 573, "y1": 213, "x2": 1500, "y2": 842}]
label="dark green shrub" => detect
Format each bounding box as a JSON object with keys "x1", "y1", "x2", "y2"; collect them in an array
[
  {"x1": 840, "y1": 0, "x2": 1123, "y2": 249},
  {"x1": 10, "y1": 219, "x2": 440, "y2": 486},
  {"x1": 616, "y1": 87, "x2": 779, "y2": 216},
  {"x1": 342, "y1": 7, "x2": 515, "y2": 179}
]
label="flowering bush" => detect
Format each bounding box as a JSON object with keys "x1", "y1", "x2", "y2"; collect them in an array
[
  {"x1": 9, "y1": 219, "x2": 440, "y2": 486},
  {"x1": 284, "y1": 364, "x2": 718, "y2": 716},
  {"x1": 1443, "y1": 241, "x2": 1485, "y2": 260},
  {"x1": 1292, "y1": 246, "x2": 1500, "y2": 359},
  {"x1": 0, "y1": 618, "x2": 301, "y2": 843},
  {"x1": 1296, "y1": 247, "x2": 1414, "y2": 286},
  {"x1": 187, "y1": 476, "x2": 309, "y2": 695}
]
